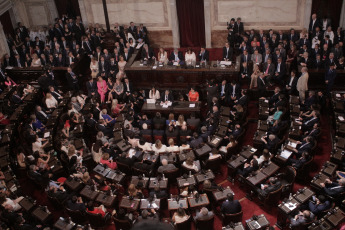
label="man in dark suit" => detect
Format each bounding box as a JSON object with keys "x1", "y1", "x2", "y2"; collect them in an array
[
  {"x1": 66, "y1": 67, "x2": 79, "y2": 91},
  {"x1": 325, "y1": 63, "x2": 336, "y2": 94},
  {"x1": 261, "y1": 134, "x2": 280, "y2": 153},
  {"x1": 35, "y1": 106, "x2": 49, "y2": 124},
  {"x1": 273, "y1": 57, "x2": 286, "y2": 85},
  {"x1": 11, "y1": 90, "x2": 23, "y2": 104},
  {"x1": 98, "y1": 56, "x2": 110, "y2": 79},
  {"x1": 122, "y1": 48, "x2": 132, "y2": 62},
  {"x1": 128, "y1": 22, "x2": 137, "y2": 37},
  {"x1": 285, "y1": 70, "x2": 298, "y2": 95},
  {"x1": 141, "y1": 44, "x2": 155, "y2": 61},
  {"x1": 160, "y1": 90, "x2": 173, "y2": 102},
  {"x1": 238, "y1": 62, "x2": 252, "y2": 84},
  {"x1": 117, "y1": 152, "x2": 136, "y2": 167},
  {"x1": 263, "y1": 58, "x2": 275, "y2": 84},
  {"x1": 228, "y1": 81, "x2": 241, "y2": 103},
  {"x1": 97, "y1": 119, "x2": 113, "y2": 137},
  {"x1": 169, "y1": 48, "x2": 184, "y2": 64},
  {"x1": 66, "y1": 196, "x2": 86, "y2": 212},
  {"x1": 223, "y1": 42, "x2": 233, "y2": 61},
  {"x1": 219, "y1": 80, "x2": 229, "y2": 105},
  {"x1": 321, "y1": 178, "x2": 345, "y2": 197},
  {"x1": 86, "y1": 77, "x2": 97, "y2": 98},
  {"x1": 221, "y1": 193, "x2": 241, "y2": 214},
  {"x1": 13, "y1": 54, "x2": 24, "y2": 67},
  {"x1": 309, "y1": 14, "x2": 320, "y2": 35},
  {"x1": 198, "y1": 47, "x2": 209, "y2": 62},
  {"x1": 313, "y1": 54, "x2": 324, "y2": 69},
  {"x1": 240, "y1": 49, "x2": 251, "y2": 64},
  {"x1": 288, "y1": 29, "x2": 299, "y2": 43},
  {"x1": 292, "y1": 136, "x2": 313, "y2": 158},
  {"x1": 235, "y1": 90, "x2": 248, "y2": 107},
  {"x1": 82, "y1": 37, "x2": 93, "y2": 55},
  {"x1": 257, "y1": 74, "x2": 267, "y2": 97},
  {"x1": 187, "y1": 113, "x2": 200, "y2": 130},
  {"x1": 257, "y1": 177, "x2": 281, "y2": 198},
  {"x1": 152, "y1": 112, "x2": 166, "y2": 130}
]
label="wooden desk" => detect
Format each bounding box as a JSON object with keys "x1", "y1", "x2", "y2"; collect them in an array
[
  {"x1": 125, "y1": 60, "x2": 240, "y2": 89},
  {"x1": 95, "y1": 193, "x2": 116, "y2": 208},
  {"x1": 321, "y1": 161, "x2": 338, "y2": 177},
  {"x1": 261, "y1": 162, "x2": 279, "y2": 177},
  {"x1": 222, "y1": 222, "x2": 245, "y2": 230},
  {"x1": 246, "y1": 171, "x2": 267, "y2": 186},
  {"x1": 130, "y1": 176, "x2": 149, "y2": 188},
  {"x1": 331, "y1": 147, "x2": 344, "y2": 164},
  {"x1": 335, "y1": 137, "x2": 345, "y2": 149},
  {"x1": 307, "y1": 219, "x2": 333, "y2": 230},
  {"x1": 178, "y1": 150, "x2": 195, "y2": 162},
  {"x1": 119, "y1": 197, "x2": 140, "y2": 211},
  {"x1": 195, "y1": 144, "x2": 212, "y2": 158},
  {"x1": 105, "y1": 170, "x2": 125, "y2": 184},
  {"x1": 168, "y1": 198, "x2": 188, "y2": 210},
  {"x1": 80, "y1": 186, "x2": 99, "y2": 201},
  {"x1": 188, "y1": 194, "x2": 210, "y2": 209},
  {"x1": 159, "y1": 153, "x2": 176, "y2": 164},
  {"x1": 19, "y1": 197, "x2": 35, "y2": 212},
  {"x1": 240, "y1": 146, "x2": 257, "y2": 159},
  {"x1": 212, "y1": 188, "x2": 234, "y2": 202},
  {"x1": 141, "y1": 101, "x2": 201, "y2": 115},
  {"x1": 311, "y1": 173, "x2": 329, "y2": 191},
  {"x1": 148, "y1": 177, "x2": 168, "y2": 190},
  {"x1": 324, "y1": 208, "x2": 345, "y2": 227},
  {"x1": 294, "y1": 188, "x2": 315, "y2": 204},
  {"x1": 195, "y1": 170, "x2": 215, "y2": 183},
  {"x1": 246, "y1": 214, "x2": 270, "y2": 230},
  {"x1": 227, "y1": 155, "x2": 246, "y2": 177},
  {"x1": 54, "y1": 218, "x2": 75, "y2": 230},
  {"x1": 177, "y1": 176, "x2": 196, "y2": 188},
  {"x1": 64, "y1": 177, "x2": 84, "y2": 192},
  {"x1": 277, "y1": 198, "x2": 300, "y2": 228},
  {"x1": 32, "y1": 206, "x2": 52, "y2": 224},
  {"x1": 140, "y1": 199, "x2": 160, "y2": 210}
]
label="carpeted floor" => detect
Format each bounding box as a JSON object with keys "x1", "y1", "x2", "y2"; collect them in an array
[{"x1": 16, "y1": 100, "x2": 333, "y2": 230}]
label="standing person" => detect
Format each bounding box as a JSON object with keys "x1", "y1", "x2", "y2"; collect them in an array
[
  {"x1": 325, "y1": 63, "x2": 336, "y2": 95},
  {"x1": 97, "y1": 76, "x2": 107, "y2": 103},
  {"x1": 297, "y1": 67, "x2": 309, "y2": 102}
]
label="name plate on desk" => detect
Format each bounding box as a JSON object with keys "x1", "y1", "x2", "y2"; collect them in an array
[{"x1": 220, "y1": 61, "x2": 232, "y2": 66}]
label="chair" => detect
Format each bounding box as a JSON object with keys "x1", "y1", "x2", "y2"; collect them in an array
[
  {"x1": 195, "y1": 215, "x2": 214, "y2": 230},
  {"x1": 154, "y1": 135, "x2": 164, "y2": 143},
  {"x1": 278, "y1": 166, "x2": 297, "y2": 198},
  {"x1": 163, "y1": 168, "x2": 180, "y2": 184},
  {"x1": 142, "y1": 134, "x2": 153, "y2": 143},
  {"x1": 116, "y1": 161, "x2": 132, "y2": 175},
  {"x1": 175, "y1": 216, "x2": 192, "y2": 230},
  {"x1": 261, "y1": 186, "x2": 283, "y2": 207},
  {"x1": 47, "y1": 194, "x2": 65, "y2": 210},
  {"x1": 296, "y1": 156, "x2": 314, "y2": 182},
  {"x1": 132, "y1": 166, "x2": 151, "y2": 177},
  {"x1": 85, "y1": 211, "x2": 110, "y2": 229},
  {"x1": 113, "y1": 217, "x2": 132, "y2": 230},
  {"x1": 202, "y1": 157, "x2": 222, "y2": 173},
  {"x1": 222, "y1": 211, "x2": 243, "y2": 226},
  {"x1": 65, "y1": 208, "x2": 87, "y2": 225}
]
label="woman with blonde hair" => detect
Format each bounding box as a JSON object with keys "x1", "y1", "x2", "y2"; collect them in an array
[
  {"x1": 158, "y1": 47, "x2": 168, "y2": 64},
  {"x1": 128, "y1": 183, "x2": 142, "y2": 198},
  {"x1": 100, "y1": 153, "x2": 117, "y2": 169},
  {"x1": 166, "y1": 113, "x2": 176, "y2": 126},
  {"x1": 176, "y1": 115, "x2": 186, "y2": 127},
  {"x1": 97, "y1": 76, "x2": 107, "y2": 103},
  {"x1": 182, "y1": 156, "x2": 199, "y2": 172},
  {"x1": 45, "y1": 92, "x2": 58, "y2": 109},
  {"x1": 31, "y1": 53, "x2": 41, "y2": 67},
  {"x1": 250, "y1": 64, "x2": 261, "y2": 89},
  {"x1": 90, "y1": 58, "x2": 99, "y2": 79},
  {"x1": 152, "y1": 139, "x2": 166, "y2": 154}
]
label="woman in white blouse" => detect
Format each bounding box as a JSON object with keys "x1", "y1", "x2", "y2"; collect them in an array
[
  {"x1": 185, "y1": 48, "x2": 196, "y2": 65},
  {"x1": 158, "y1": 48, "x2": 168, "y2": 64},
  {"x1": 176, "y1": 115, "x2": 186, "y2": 127},
  {"x1": 31, "y1": 53, "x2": 42, "y2": 67},
  {"x1": 324, "y1": 26, "x2": 334, "y2": 43},
  {"x1": 90, "y1": 57, "x2": 99, "y2": 79},
  {"x1": 152, "y1": 139, "x2": 167, "y2": 154},
  {"x1": 45, "y1": 92, "x2": 58, "y2": 109},
  {"x1": 149, "y1": 86, "x2": 160, "y2": 100},
  {"x1": 166, "y1": 138, "x2": 179, "y2": 152}
]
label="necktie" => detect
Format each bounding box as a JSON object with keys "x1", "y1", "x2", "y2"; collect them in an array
[
  {"x1": 165, "y1": 95, "x2": 168, "y2": 101},
  {"x1": 256, "y1": 56, "x2": 258, "y2": 62},
  {"x1": 265, "y1": 64, "x2": 270, "y2": 74}
]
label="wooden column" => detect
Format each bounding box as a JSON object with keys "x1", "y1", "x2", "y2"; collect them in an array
[{"x1": 102, "y1": 0, "x2": 110, "y2": 32}]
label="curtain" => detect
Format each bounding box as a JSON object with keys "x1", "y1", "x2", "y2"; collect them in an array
[
  {"x1": 311, "y1": 0, "x2": 343, "y2": 29},
  {"x1": 0, "y1": 11, "x2": 14, "y2": 36},
  {"x1": 176, "y1": 0, "x2": 206, "y2": 47},
  {"x1": 54, "y1": 0, "x2": 81, "y2": 19}
]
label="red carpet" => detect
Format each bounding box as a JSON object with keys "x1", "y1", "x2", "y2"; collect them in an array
[{"x1": 17, "y1": 101, "x2": 333, "y2": 230}]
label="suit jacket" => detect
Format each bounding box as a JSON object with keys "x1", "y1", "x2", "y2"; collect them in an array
[
  {"x1": 160, "y1": 93, "x2": 173, "y2": 102},
  {"x1": 223, "y1": 47, "x2": 233, "y2": 60},
  {"x1": 309, "y1": 18, "x2": 321, "y2": 33},
  {"x1": 82, "y1": 41, "x2": 93, "y2": 54},
  {"x1": 297, "y1": 73, "x2": 309, "y2": 91},
  {"x1": 263, "y1": 62, "x2": 275, "y2": 78},
  {"x1": 324, "y1": 182, "x2": 345, "y2": 197},
  {"x1": 325, "y1": 68, "x2": 336, "y2": 85},
  {"x1": 234, "y1": 22, "x2": 244, "y2": 34},
  {"x1": 98, "y1": 60, "x2": 110, "y2": 73},
  {"x1": 286, "y1": 76, "x2": 298, "y2": 93},
  {"x1": 240, "y1": 54, "x2": 251, "y2": 63},
  {"x1": 228, "y1": 84, "x2": 241, "y2": 98},
  {"x1": 169, "y1": 51, "x2": 184, "y2": 62},
  {"x1": 261, "y1": 181, "x2": 281, "y2": 196},
  {"x1": 251, "y1": 53, "x2": 262, "y2": 64},
  {"x1": 219, "y1": 84, "x2": 229, "y2": 97},
  {"x1": 237, "y1": 95, "x2": 248, "y2": 107},
  {"x1": 221, "y1": 200, "x2": 242, "y2": 214},
  {"x1": 288, "y1": 33, "x2": 299, "y2": 42},
  {"x1": 86, "y1": 80, "x2": 97, "y2": 97},
  {"x1": 275, "y1": 62, "x2": 286, "y2": 79},
  {"x1": 122, "y1": 52, "x2": 132, "y2": 62},
  {"x1": 198, "y1": 50, "x2": 209, "y2": 61}
]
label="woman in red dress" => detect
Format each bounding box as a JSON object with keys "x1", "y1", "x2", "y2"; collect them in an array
[{"x1": 188, "y1": 87, "x2": 199, "y2": 102}]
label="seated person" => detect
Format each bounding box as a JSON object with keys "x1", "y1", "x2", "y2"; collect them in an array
[
  {"x1": 47, "y1": 185, "x2": 70, "y2": 203},
  {"x1": 261, "y1": 134, "x2": 280, "y2": 153},
  {"x1": 221, "y1": 193, "x2": 242, "y2": 214},
  {"x1": 172, "y1": 207, "x2": 189, "y2": 224},
  {"x1": 179, "y1": 140, "x2": 191, "y2": 152},
  {"x1": 189, "y1": 132, "x2": 204, "y2": 149},
  {"x1": 267, "y1": 106, "x2": 283, "y2": 124},
  {"x1": 166, "y1": 138, "x2": 179, "y2": 152},
  {"x1": 320, "y1": 178, "x2": 345, "y2": 197},
  {"x1": 149, "y1": 186, "x2": 168, "y2": 199},
  {"x1": 208, "y1": 148, "x2": 222, "y2": 160},
  {"x1": 152, "y1": 139, "x2": 167, "y2": 154},
  {"x1": 138, "y1": 138, "x2": 152, "y2": 152},
  {"x1": 225, "y1": 124, "x2": 242, "y2": 139},
  {"x1": 291, "y1": 137, "x2": 313, "y2": 158},
  {"x1": 182, "y1": 156, "x2": 199, "y2": 172},
  {"x1": 165, "y1": 126, "x2": 179, "y2": 141},
  {"x1": 237, "y1": 159, "x2": 258, "y2": 177},
  {"x1": 136, "y1": 209, "x2": 159, "y2": 223},
  {"x1": 302, "y1": 123, "x2": 320, "y2": 140},
  {"x1": 100, "y1": 153, "x2": 117, "y2": 170},
  {"x1": 289, "y1": 151, "x2": 311, "y2": 170},
  {"x1": 128, "y1": 183, "x2": 143, "y2": 199},
  {"x1": 166, "y1": 113, "x2": 176, "y2": 126},
  {"x1": 256, "y1": 177, "x2": 281, "y2": 199},
  {"x1": 202, "y1": 179, "x2": 219, "y2": 191},
  {"x1": 253, "y1": 149, "x2": 271, "y2": 166},
  {"x1": 290, "y1": 210, "x2": 315, "y2": 227},
  {"x1": 101, "y1": 109, "x2": 116, "y2": 126},
  {"x1": 308, "y1": 195, "x2": 331, "y2": 216},
  {"x1": 301, "y1": 112, "x2": 320, "y2": 132},
  {"x1": 140, "y1": 123, "x2": 152, "y2": 137},
  {"x1": 66, "y1": 196, "x2": 86, "y2": 212},
  {"x1": 86, "y1": 201, "x2": 106, "y2": 216},
  {"x1": 194, "y1": 207, "x2": 214, "y2": 221},
  {"x1": 157, "y1": 158, "x2": 177, "y2": 174}
]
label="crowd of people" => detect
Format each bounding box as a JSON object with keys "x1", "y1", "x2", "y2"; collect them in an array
[{"x1": 0, "y1": 11, "x2": 344, "y2": 230}]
